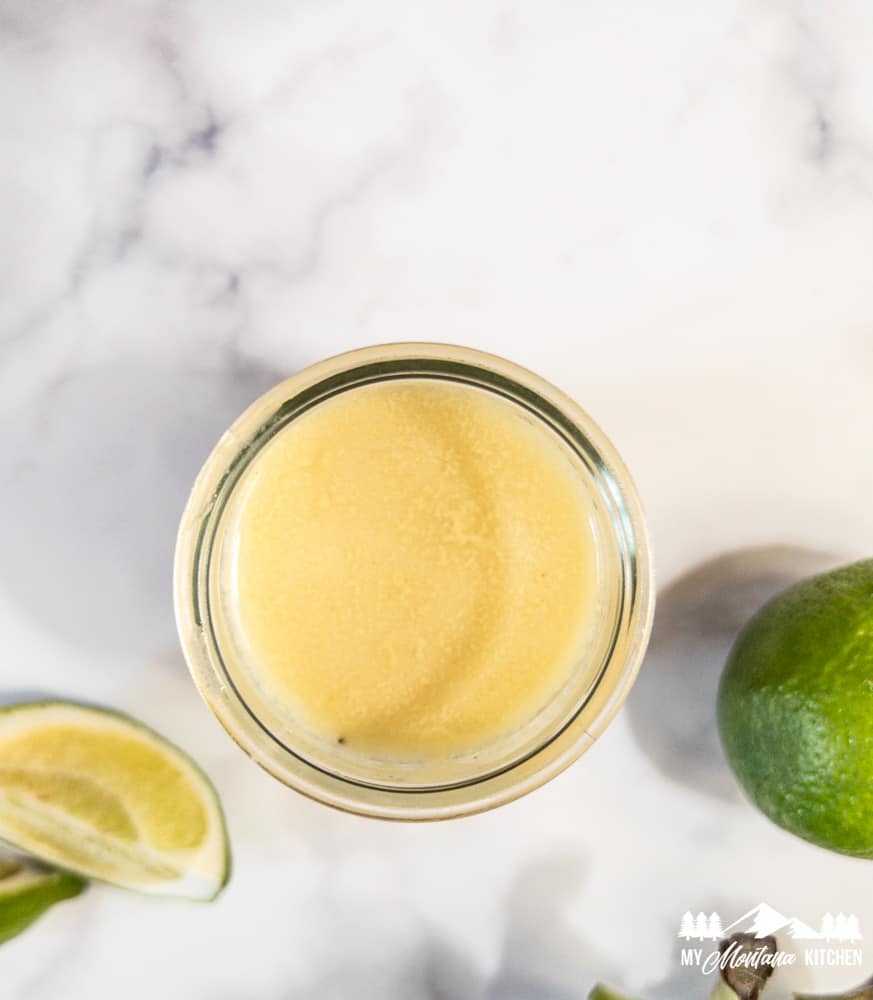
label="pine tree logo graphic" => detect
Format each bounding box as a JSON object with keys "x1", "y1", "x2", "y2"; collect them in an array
[{"x1": 678, "y1": 911, "x2": 722, "y2": 941}]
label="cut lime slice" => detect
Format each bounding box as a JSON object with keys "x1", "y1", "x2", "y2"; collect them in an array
[
  {"x1": 0, "y1": 853, "x2": 85, "y2": 944},
  {"x1": 0, "y1": 702, "x2": 230, "y2": 900}
]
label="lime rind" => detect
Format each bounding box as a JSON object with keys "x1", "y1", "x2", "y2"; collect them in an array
[
  {"x1": 588, "y1": 987, "x2": 639, "y2": 1000},
  {"x1": 0, "y1": 855, "x2": 85, "y2": 945}
]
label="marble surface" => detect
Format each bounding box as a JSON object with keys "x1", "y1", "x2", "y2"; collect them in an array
[{"x1": 2, "y1": 1, "x2": 873, "y2": 997}]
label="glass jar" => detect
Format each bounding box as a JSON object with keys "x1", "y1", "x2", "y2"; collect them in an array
[{"x1": 174, "y1": 343, "x2": 653, "y2": 819}]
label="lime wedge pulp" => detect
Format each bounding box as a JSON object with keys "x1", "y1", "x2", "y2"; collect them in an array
[{"x1": 0, "y1": 702, "x2": 230, "y2": 900}]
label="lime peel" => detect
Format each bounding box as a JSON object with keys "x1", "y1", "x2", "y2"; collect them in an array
[{"x1": 0, "y1": 854, "x2": 85, "y2": 945}]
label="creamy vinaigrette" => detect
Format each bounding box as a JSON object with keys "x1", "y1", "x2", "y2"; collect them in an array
[{"x1": 230, "y1": 378, "x2": 600, "y2": 759}]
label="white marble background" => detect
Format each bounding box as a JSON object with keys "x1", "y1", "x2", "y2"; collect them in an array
[{"x1": 2, "y1": 1, "x2": 873, "y2": 998}]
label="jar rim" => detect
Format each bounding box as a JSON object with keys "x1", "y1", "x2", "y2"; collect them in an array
[{"x1": 174, "y1": 343, "x2": 654, "y2": 820}]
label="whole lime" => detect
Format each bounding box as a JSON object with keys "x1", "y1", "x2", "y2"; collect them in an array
[{"x1": 718, "y1": 559, "x2": 873, "y2": 858}]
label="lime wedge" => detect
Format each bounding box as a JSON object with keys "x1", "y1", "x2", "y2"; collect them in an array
[
  {"x1": 0, "y1": 853, "x2": 85, "y2": 944},
  {"x1": 0, "y1": 702, "x2": 230, "y2": 900}
]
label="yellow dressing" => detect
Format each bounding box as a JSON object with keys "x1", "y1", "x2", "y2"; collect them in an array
[{"x1": 231, "y1": 379, "x2": 599, "y2": 758}]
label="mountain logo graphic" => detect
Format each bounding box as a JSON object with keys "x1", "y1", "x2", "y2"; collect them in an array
[{"x1": 677, "y1": 904, "x2": 862, "y2": 943}]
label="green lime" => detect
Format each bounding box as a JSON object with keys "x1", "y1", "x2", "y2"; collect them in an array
[
  {"x1": 0, "y1": 854, "x2": 85, "y2": 945},
  {"x1": 718, "y1": 559, "x2": 873, "y2": 857},
  {"x1": 0, "y1": 702, "x2": 230, "y2": 899}
]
